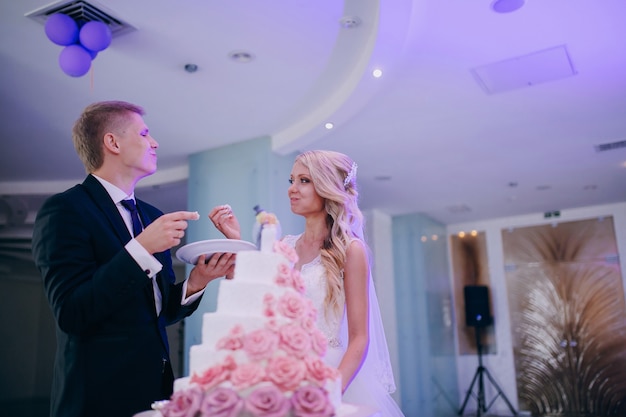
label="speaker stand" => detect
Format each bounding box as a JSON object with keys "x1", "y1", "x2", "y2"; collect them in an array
[{"x1": 458, "y1": 326, "x2": 517, "y2": 416}]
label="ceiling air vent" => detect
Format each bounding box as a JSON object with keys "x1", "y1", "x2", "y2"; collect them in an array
[
  {"x1": 594, "y1": 140, "x2": 626, "y2": 153},
  {"x1": 25, "y1": 0, "x2": 136, "y2": 38}
]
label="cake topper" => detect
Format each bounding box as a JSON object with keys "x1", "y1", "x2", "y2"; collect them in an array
[{"x1": 252, "y1": 205, "x2": 281, "y2": 251}]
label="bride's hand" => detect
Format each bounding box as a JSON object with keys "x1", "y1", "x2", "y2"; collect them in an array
[{"x1": 209, "y1": 205, "x2": 241, "y2": 239}]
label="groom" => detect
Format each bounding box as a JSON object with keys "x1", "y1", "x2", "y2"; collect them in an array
[{"x1": 32, "y1": 100, "x2": 235, "y2": 417}]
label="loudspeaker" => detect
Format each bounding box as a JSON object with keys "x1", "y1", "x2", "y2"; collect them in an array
[{"x1": 464, "y1": 285, "x2": 493, "y2": 327}]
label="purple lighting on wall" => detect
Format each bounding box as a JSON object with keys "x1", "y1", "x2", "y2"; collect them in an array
[{"x1": 491, "y1": 0, "x2": 525, "y2": 13}]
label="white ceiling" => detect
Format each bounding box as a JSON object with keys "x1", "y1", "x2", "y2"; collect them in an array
[{"x1": 1, "y1": 0, "x2": 625, "y2": 233}]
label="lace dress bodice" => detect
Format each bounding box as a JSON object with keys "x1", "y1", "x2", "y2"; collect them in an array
[{"x1": 282, "y1": 234, "x2": 345, "y2": 348}]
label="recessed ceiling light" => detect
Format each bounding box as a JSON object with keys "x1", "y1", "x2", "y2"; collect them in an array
[
  {"x1": 228, "y1": 50, "x2": 255, "y2": 63},
  {"x1": 491, "y1": 0, "x2": 525, "y2": 13},
  {"x1": 372, "y1": 69, "x2": 383, "y2": 78},
  {"x1": 324, "y1": 122, "x2": 334, "y2": 130},
  {"x1": 184, "y1": 63, "x2": 198, "y2": 73}
]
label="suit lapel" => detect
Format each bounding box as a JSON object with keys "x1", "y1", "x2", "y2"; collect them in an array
[{"x1": 81, "y1": 175, "x2": 132, "y2": 243}]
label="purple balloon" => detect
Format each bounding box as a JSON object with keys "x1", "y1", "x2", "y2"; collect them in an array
[
  {"x1": 45, "y1": 14, "x2": 79, "y2": 46},
  {"x1": 59, "y1": 45, "x2": 92, "y2": 77},
  {"x1": 79, "y1": 21, "x2": 112, "y2": 52}
]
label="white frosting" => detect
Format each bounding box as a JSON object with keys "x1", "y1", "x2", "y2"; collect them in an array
[
  {"x1": 260, "y1": 224, "x2": 278, "y2": 252},
  {"x1": 231, "y1": 250, "x2": 285, "y2": 283},
  {"x1": 189, "y1": 347, "x2": 247, "y2": 376}
]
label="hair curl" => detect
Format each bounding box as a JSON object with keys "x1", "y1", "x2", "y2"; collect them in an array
[{"x1": 295, "y1": 150, "x2": 365, "y2": 316}]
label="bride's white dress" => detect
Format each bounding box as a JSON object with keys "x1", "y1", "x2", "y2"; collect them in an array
[{"x1": 283, "y1": 235, "x2": 405, "y2": 417}]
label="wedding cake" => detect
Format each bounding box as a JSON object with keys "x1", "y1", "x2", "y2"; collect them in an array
[{"x1": 160, "y1": 217, "x2": 342, "y2": 417}]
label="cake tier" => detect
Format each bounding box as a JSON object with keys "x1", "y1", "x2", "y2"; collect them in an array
[
  {"x1": 189, "y1": 347, "x2": 245, "y2": 376},
  {"x1": 233, "y1": 250, "x2": 287, "y2": 284},
  {"x1": 200, "y1": 313, "x2": 291, "y2": 346},
  {"x1": 215, "y1": 279, "x2": 294, "y2": 315},
  {"x1": 173, "y1": 374, "x2": 343, "y2": 412}
]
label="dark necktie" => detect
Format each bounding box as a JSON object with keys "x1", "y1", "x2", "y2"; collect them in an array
[
  {"x1": 121, "y1": 198, "x2": 161, "y2": 314},
  {"x1": 121, "y1": 199, "x2": 142, "y2": 237}
]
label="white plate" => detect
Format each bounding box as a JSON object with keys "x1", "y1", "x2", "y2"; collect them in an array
[
  {"x1": 176, "y1": 239, "x2": 257, "y2": 264},
  {"x1": 133, "y1": 411, "x2": 159, "y2": 417}
]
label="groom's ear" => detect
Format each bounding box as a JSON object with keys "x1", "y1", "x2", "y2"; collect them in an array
[{"x1": 103, "y1": 132, "x2": 121, "y2": 154}]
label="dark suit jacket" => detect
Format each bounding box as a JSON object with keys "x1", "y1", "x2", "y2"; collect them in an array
[{"x1": 32, "y1": 175, "x2": 202, "y2": 417}]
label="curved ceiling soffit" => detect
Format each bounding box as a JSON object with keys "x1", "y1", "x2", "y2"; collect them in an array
[
  {"x1": 272, "y1": 0, "x2": 415, "y2": 155},
  {"x1": 0, "y1": 0, "x2": 414, "y2": 196}
]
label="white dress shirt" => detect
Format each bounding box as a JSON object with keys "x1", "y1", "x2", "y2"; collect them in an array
[{"x1": 92, "y1": 175, "x2": 203, "y2": 315}]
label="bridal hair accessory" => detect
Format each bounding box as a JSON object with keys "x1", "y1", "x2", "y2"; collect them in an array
[{"x1": 344, "y1": 162, "x2": 358, "y2": 188}]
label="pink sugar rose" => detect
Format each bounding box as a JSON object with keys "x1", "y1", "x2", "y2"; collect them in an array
[
  {"x1": 199, "y1": 387, "x2": 244, "y2": 417},
  {"x1": 264, "y1": 294, "x2": 276, "y2": 317},
  {"x1": 274, "y1": 240, "x2": 298, "y2": 263},
  {"x1": 275, "y1": 263, "x2": 293, "y2": 288},
  {"x1": 266, "y1": 355, "x2": 307, "y2": 391},
  {"x1": 264, "y1": 293, "x2": 275, "y2": 305},
  {"x1": 216, "y1": 335, "x2": 243, "y2": 350},
  {"x1": 190, "y1": 356, "x2": 234, "y2": 389},
  {"x1": 300, "y1": 316, "x2": 316, "y2": 334},
  {"x1": 291, "y1": 270, "x2": 306, "y2": 293},
  {"x1": 216, "y1": 326, "x2": 245, "y2": 350},
  {"x1": 277, "y1": 291, "x2": 307, "y2": 319},
  {"x1": 304, "y1": 357, "x2": 336, "y2": 384},
  {"x1": 230, "y1": 362, "x2": 266, "y2": 389},
  {"x1": 161, "y1": 386, "x2": 203, "y2": 417},
  {"x1": 243, "y1": 328, "x2": 279, "y2": 361},
  {"x1": 310, "y1": 329, "x2": 328, "y2": 357},
  {"x1": 279, "y1": 323, "x2": 312, "y2": 358},
  {"x1": 245, "y1": 385, "x2": 292, "y2": 417},
  {"x1": 266, "y1": 318, "x2": 280, "y2": 332},
  {"x1": 291, "y1": 385, "x2": 334, "y2": 417},
  {"x1": 304, "y1": 299, "x2": 317, "y2": 320}
]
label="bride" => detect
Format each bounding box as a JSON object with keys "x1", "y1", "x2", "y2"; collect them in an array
[{"x1": 210, "y1": 150, "x2": 405, "y2": 417}]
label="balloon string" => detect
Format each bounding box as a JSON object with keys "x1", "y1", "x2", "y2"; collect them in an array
[{"x1": 90, "y1": 63, "x2": 94, "y2": 92}]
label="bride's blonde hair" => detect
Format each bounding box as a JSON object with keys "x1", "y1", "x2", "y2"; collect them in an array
[{"x1": 295, "y1": 150, "x2": 364, "y2": 316}]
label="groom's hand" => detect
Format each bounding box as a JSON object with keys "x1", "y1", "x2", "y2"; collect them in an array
[{"x1": 136, "y1": 211, "x2": 200, "y2": 254}]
